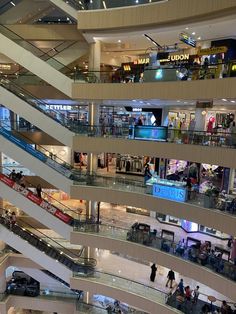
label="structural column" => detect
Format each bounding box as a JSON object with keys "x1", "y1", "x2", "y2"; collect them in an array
[
  {"x1": 88, "y1": 40, "x2": 101, "y2": 81},
  {"x1": 194, "y1": 108, "x2": 207, "y2": 131},
  {"x1": 86, "y1": 103, "x2": 99, "y2": 219}
]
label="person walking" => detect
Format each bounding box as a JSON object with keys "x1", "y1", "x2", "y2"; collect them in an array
[
  {"x1": 36, "y1": 184, "x2": 42, "y2": 198},
  {"x1": 144, "y1": 163, "x2": 152, "y2": 184},
  {"x1": 9, "y1": 169, "x2": 17, "y2": 182},
  {"x1": 192, "y1": 286, "x2": 200, "y2": 304},
  {"x1": 166, "y1": 269, "x2": 175, "y2": 288},
  {"x1": 15, "y1": 171, "x2": 23, "y2": 184},
  {"x1": 150, "y1": 263, "x2": 157, "y2": 282},
  {"x1": 10, "y1": 211, "x2": 16, "y2": 229},
  {"x1": 177, "y1": 278, "x2": 184, "y2": 295}
]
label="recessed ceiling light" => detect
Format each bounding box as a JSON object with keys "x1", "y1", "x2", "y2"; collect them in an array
[
  {"x1": 230, "y1": 100, "x2": 235, "y2": 103},
  {"x1": 222, "y1": 99, "x2": 227, "y2": 101},
  {"x1": 192, "y1": 32, "x2": 196, "y2": 35},
  {"x1": 177, "y1": 100, "x2": 180, "y2": 103},
  {"x1": 197, "y1": 36, "x2": 201, "y2": 40},
  {"x1": 185, "y1": 27, "x2": 189, "y2": 30},
  {"x1": 10, "y1": 1, "x2": 15, "y2": 6},
  {"x1": 118, "y1": 40, "x2": 121, "y2": 43},
  {"x1": 135, "y1": 0, "x2": 139, "y2": 3},
  {"x1": 132, "y1": 100, "x2": 136, "y2": 102}
]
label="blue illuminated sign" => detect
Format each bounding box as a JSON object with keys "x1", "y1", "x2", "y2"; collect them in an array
[
  {"x1": 129, "y1": 126, "x2": 168, "y2": 142},
  {"x1": 179, "y1": 32, "x2": 196, "y2": 48},
  {"x1": 153, "y1": 184, "x2": 187, "y2": 202}
]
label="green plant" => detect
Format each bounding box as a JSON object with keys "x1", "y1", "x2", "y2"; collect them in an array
[{"x1": 205, "y1": 186, "x2": 219, "y2": 197}]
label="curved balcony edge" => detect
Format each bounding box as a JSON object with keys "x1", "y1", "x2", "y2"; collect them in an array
[
  {"x1": 70, "y1": 277, "x2": 180, "y2": 314},
  {"x1": 70, "y1": 231, "x2": 236, "y2": 301},
  {"x1": 73, "y1": 136, "x2": 236, "y2": 169},
  {"x1": 72, "y1": 78, "x2": 236, "y2": 101},
  {"x1": 77, "y1": 0, "x2": 236, "y2": 31},
  {"x1": 70, "y1": 185, "x2": 236, "y2": 237}
]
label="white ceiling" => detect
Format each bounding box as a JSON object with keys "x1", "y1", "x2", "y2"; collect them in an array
[{"x1": 92, "y1": 15, "x2": 236, "y2": 53}]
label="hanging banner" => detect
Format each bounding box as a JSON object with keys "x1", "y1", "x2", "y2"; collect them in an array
[{"x1": 0, "y1": 173, "x2": 72, "y2": 225}]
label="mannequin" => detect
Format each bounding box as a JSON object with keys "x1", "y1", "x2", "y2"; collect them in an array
[{"x1": 207, "y1": 116, "x2": 215, "y2": 133}]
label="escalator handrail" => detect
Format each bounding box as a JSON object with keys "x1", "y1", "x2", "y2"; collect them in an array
[
  {"x1": 0, "y1": 23, "x2": 73, "y2": 73},
  {"x1": 1, "y1": 165, "x2": 81, "y2": 220},
  {"x1": 0, "y1": 215, "x2": 97, "y2": 267},
  {"x1": 0, "y1": 121, "x2": 98, "y2": 179},
  {"x1": 0, "y1": 122, "x2": 147, "y2": 189},
  {"x1": 0, "y1": 120, "x2": 73, "y2": 169},
  {"x1": 0, "y1": 78, "x2": 74, "y2": 131}
]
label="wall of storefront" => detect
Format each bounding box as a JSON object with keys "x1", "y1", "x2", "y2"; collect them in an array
[{"x1": 72, "y1": 136, "x2": 236, "y2": 169}]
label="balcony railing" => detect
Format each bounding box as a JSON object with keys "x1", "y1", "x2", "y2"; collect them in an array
[{"x1": 74, "y1": 223, "x2": 236, "y2": 283}]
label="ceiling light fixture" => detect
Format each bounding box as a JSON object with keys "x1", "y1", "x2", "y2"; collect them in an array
[
  {"x1": 10, "y1": 1, "x2": 15, "y2": 6},
  {"x1": 197, "y1": 36, "x2": 201, "y2": 40},
  {"x1": 135, "y1": 0, "x2": 139, "y2": 3},
  {"x1": 230, "y1": 100, "x2": 235, "y2": 103},
  {"x1": 185, "y1": 27, "x2": 189, "y2": 30},
  {"x1": 102, "y1": 0, "x2": 107, "y2": 9},
  {"x1": 192, "y1": 32, "x2": 196, "y2": 35},
  {"x1": 222, "y1": 99, "x2": 227, "y2": 102},
  {"x1": 118, "y1": 40, "x2": 121, "y2": 43}
]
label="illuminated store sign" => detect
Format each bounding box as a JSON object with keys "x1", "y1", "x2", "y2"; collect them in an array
[
  {"x1": 159, "y1": 54, "x2": 190, "y2": 63},
  {"x1": 133, "y1": 58, "x2": 150, "y2": 65},
  {"x1": 231, "y1": 64, "x2": 236, "y2": 71},
  {"x1": 198, "y1": 46, "x2": 228, "y2": 56},
  {"x1": 45, "y1": 105, "x2": 72, "y2": 111},
  {"x1": 179, "y1": 32, "x2": 196, "y2": 47},
  {"x1": 153, "y1": 184, "x2": 187, "y2": 202},
  {"x1": 0, "y1": 64, "x2": 11, "y2": 70},
  {"x1": 123, "y1": 64, "x2": 131, "y2": 71}
]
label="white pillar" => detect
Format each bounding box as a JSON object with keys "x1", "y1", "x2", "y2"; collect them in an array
[
  {"x1": 229, "y1": 168, "x2": 235, "y2": 192},
  {"x1": 194, "y1": 108, "x2": 207, "y2": 131},
  {"x1": 88, "y1": 40, "x2": 101, "y2": 81},
  {"x1": 161, "y1": 106, "x2": 169, "y2": 126}
]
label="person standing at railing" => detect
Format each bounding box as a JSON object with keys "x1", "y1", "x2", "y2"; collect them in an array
[
  {"x1": 9, "y1": 169, "x2": 17, "y2": 182},
  {"x1": 10, "y1": 211, "x2": 16, "y2": 229},
  {"x1": 36, "y1": 184, "x2": 42, "y2": 198},
  {"x1": 144, "y1": 163, "x2": 152, "y2": 184}
]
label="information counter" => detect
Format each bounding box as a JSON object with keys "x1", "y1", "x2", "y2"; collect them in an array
[{"x1": 152, "y1": 178, "x2": 187, "y2": 202}]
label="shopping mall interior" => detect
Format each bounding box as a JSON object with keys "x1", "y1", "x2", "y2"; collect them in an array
[{"x1": 0, "y1": 0, "x2": 236, "y2": 313}]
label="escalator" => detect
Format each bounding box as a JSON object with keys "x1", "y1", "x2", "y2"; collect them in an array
[
  {"x1": 0, "y1": 77, "x2": 75, "y2": 147},
  {"x1": 0, "y1": 121, "x2": 96, "y2": 193},
  {"x1": 0, "y1": 23, "x2": 73, "y2": 97},
  {"x1": 0, "y1": 166, "x2": 82, "y2": 240},
  {"x1": 49, "y1": 0, "x2": 78, "y2": 20},
  {"x1": 0, "y1": 216, "x2": 96, "y2": 283}
]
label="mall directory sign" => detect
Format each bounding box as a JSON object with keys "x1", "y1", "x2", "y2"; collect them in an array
[
  {"x1": 153, "y1": 183, "x2": 187, "y2": 202},
  {"x1": 129, "y1": 126, "x2": 168, "y2": 141}
]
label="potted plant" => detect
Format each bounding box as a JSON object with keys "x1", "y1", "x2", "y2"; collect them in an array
[{"x1": 204, "y1": 186, "x2": 219, "y2": 208}]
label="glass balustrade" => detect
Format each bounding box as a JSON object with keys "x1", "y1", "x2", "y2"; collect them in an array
[
  {"x1": 63, "y1": 0, "x2": 165, "y2": 10},
  {"x1": 74, "y1": 223, "x2": 236, "y2": 283},
  {"x1": 1, "y1": 122, "x2": 236, "y2": 224}
]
